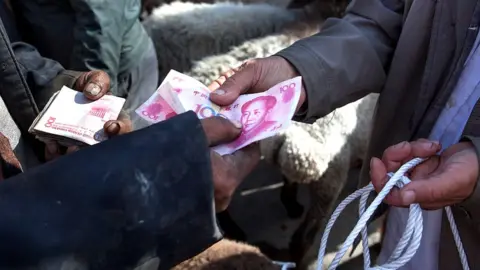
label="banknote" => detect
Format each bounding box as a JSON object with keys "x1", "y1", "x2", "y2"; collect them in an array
[
  {"x1": 29, "y1": 86, "x2": 125, "y2": 146},
  {"x1": 136, "y1": 70, "x2": 302, "y2": 155},
  {"x1": 165, "y1": 77, "x2": 302, "y2": 155},
  {"x1": 135, "y1": 69, "x2": 210, "y2": 123}
]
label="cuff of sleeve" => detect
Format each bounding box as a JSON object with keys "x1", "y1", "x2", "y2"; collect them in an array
[
  {"x1": 457, "y1": 136, "x2": 480, "y2": 217},
  {"x1": 51, "y1": 70, "x2": 84, "y2": 90},
  {"x1": 35, "y1": 70, "x2": 84, "y2": 110},
  {"x1": 275, "y1": 42, "x2": 327, "y2": 124}
]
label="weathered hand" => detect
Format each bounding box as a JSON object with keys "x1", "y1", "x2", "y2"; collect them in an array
[
  {"x1": 208, "y1": 56, "x2": 307, "y2": 112},
  {"x1": 200, "y1": 117, "x2": 261, "y2": 212},
  {"x1": 0, "y1": 133, "x2": 22, "y2": 180},
  {"x1": 370, "y1": 139, "x2": 479, "y2": 210},
  {"x1": 45, "y1": 70, "x2": 132, "y2": 161}
]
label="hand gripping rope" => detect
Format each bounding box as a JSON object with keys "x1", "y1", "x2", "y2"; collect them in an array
[{"x1": 317, "y1": 158, "x2": 470, "y2": 270}]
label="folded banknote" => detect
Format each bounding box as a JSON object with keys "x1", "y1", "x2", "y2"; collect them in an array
[
  {"x1": 136, "y1": 70, "x2": 302, "y2": 155},
  {"x1": 29, "y1": 86, "x2": 125, "y2": 147}
]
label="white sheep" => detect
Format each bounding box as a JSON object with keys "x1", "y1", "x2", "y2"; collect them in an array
[{"x1": 141, "y1": 1, "x2": 316, "y2": 80}]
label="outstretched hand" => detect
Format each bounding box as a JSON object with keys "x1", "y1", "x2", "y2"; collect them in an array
[
  {"x1": 208, "y1": 56, "x2": 307, "y2": 112},
  {"x1": 370, "y1": 139, "x2": 479, "y2": 210},
  {"x1": 200, "y1": 117, "x2": 260, "y2": 212}
]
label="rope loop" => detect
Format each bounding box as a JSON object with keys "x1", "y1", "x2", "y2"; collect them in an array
[{"x1": 316, "y1": 158, "x2": 470, "y2": 270}]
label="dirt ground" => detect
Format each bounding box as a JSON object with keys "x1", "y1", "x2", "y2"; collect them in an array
[{"x1": 227, "y1": 160, "x2": 384, "y2": 269}]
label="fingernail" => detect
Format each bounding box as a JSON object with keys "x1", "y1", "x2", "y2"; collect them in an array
[
  {"x1": 85, "y1": 83, "x2": 101, "y2": 96},
  {"x1": 402, "y1": 190, "x2": 416, "y2": 205},
  {"x1": 430, "y1": 141, "x2": 440, "y2": 149},
  {"x1": 213, "y1": 89, "x2": 225, "y2": 95},
  {"x1": 230, "y1": 120, "x2": 242, "y2": 129},
  {"x1": 105, "y1": 122, "x2": 120, "y2": 134}
]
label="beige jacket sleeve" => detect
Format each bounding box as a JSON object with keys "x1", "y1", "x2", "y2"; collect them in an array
[{"x1": 276, "y1": 0, "x2": 404, "y2": 123}]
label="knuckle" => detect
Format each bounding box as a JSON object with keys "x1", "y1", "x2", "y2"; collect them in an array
[{"x1": 428, "y1": 188, "x2": 443, "y2": 203}]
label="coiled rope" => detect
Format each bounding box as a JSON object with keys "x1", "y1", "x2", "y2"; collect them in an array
[{"x1": 316, "y1": 158, "x2": 470, "y2": 270}]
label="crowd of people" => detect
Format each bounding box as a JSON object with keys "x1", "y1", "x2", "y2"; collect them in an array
[{"x1": 1, "y1": 0, "x2": 479, "y2": 269}]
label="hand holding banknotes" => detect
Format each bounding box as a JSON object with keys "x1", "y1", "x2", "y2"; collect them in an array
[
  {"x1": 208, "y1": 56, "x2": 306, "y2": 112},
  {"x1": 202, "y1": 116, "x2": 260, "y2": 212},
  {"x1": 44, "y1": 71, "x2": 132, "y2": 161}
]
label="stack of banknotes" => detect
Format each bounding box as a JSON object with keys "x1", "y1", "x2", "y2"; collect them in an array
[
  {"x1": 29, "y1": 86, "x2": 125, "y2": 147},
  {"x1": 28, "y1": 70, "x2": 302, "y2": 154},
  {"x1": 136, "y1": 70, "x2": 302, "y2": 155}
]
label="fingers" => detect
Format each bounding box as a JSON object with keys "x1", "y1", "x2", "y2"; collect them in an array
[
  {"x1": 370, "y1": 157, "x2": 388, "y2": 192},
  {"x1": 66, "y1": 146, "x2": 80, "y2": 155},
  {"x1": 371, "y1": 156, "x2": 442, "y2": 207},
  {"x1": 208, "y1": 69, "x2": 237, "y2": 91},
  {"x1": 371, "y1": 139, "x2": 441, "y2": 207},
  {"x1": 209, "y1": 60, "x2": 258, "y2": 106},
  {"x1": 45, "y1": 141, "x2": 62, "y2": 161},
  {"x1": 381, "y1": 139, "x2": 441, "y2": 172},
  {"x1": 201, "y1": 117, "x2": 242, "y2": 146},
  {"x1": 212, "y1": 144, "x2": 261, "y2": 212},
  {"x1": 399, "y1": 175, "x2": 454, "y2": 209},
  {"x1": 103, "y1": 111, "x2": 133, "y2": 137},
  {"x1": 227, "y1": 143, "x2": 261, "y2": 180},
  {"x1": 45, "y1": 142, "x2": 81, "y2": 161},
  {"x1": 74, "y1": 70, "x2": 110, "y2": 100}
]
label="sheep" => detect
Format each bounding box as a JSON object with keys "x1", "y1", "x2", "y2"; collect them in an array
[
  {"x1": 140, "y1": 0, "x2": 291, "y2": 18},
  {"x1": 141, "y1": 1, "x2": 317, "y2": 81},
  {"x1": 171, "y1": 239, "x2": 281, "y2": 270}
]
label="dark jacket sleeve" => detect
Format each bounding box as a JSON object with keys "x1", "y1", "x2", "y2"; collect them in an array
[
  {"x1": 0, "y1": 112, "x2": 221, "y2": 269},
  {"x1": 68, "y1": 0, "x2": 124, "y2": 92},
  {"x1": 12, "y1": 42, "x2": 65, "y2": 107},
  {"x1": 275, "y1": 0, "x2": 404, "y2": 123}
]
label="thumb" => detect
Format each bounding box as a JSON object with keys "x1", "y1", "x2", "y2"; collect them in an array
[
  {"x1": 74, "y1": 70, "x2": 111, "y2": 100},
  {"x1": 399, "y1": 175, "x2": 450, "y2": 206},
  {"x1": 209, "y1": 61, "x2": 257, "y2": 106},
  {"x1": 201, "y1": 117, "x2": 242, "y2": 146}
]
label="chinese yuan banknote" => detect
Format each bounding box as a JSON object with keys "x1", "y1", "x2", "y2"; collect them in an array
[
  {"x1": 136, "y1": 69, "x2": 302, "y2": 155},
  {"x1": 135, "y1": 69, "x2": 208, "y2": 123},
  {"x1": 29, "y1": 86, "x2": 125, "y2": 146}
]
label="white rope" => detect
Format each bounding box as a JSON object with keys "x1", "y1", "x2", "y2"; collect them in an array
[{"x1": 316, "y1": 157, "x2": 470, "y2": 270}]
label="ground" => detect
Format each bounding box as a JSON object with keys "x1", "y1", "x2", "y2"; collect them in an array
[{"x1": 228, "y1": 160, "x2": 384, "y2": 269}]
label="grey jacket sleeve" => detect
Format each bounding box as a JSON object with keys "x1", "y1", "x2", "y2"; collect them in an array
[
  {"x1": 276, "y1": 0, "x2": 404, "y2": 123},
  {"x1": 68, "y1": 0, "x2": 124, "y2": 92},
  {"x1": 0, "y1": 112, "x2": 221, "y2": 269}
]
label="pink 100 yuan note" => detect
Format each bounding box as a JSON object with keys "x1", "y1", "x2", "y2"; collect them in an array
[
  {"x1": 135, "y1": 70, "x2": 209, "y2": 123},
  {"x1": 164, "y1": 76, "x2": 302, "y2": 155},
  {"x1": 135, "y1": 70, "x2": 302, "y2": 155}
]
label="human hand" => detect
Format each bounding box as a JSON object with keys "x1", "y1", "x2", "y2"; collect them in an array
[
  {"x1": 208, "y1": 56, "x2": 307, "y2": 112},
  {"x1": 201, "y1": 117, "x2": 261, "y2": 212},
  {"x1": 0, "y1": 133, "x2": 22, "y2": 180},
  {"x1": 370, "y1": 139, "x2": 479, "y2": 210},
  {"x1": 45, "y1": 71, "x2": 132, "y2": 161}
]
